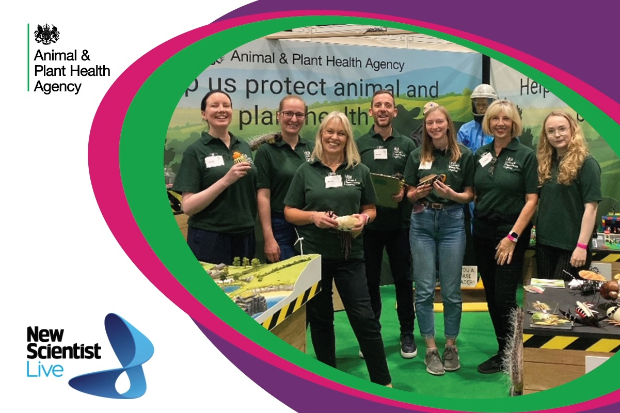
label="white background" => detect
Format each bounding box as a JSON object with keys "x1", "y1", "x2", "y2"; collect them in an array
[{"x1": 1, "y1": 2, "x2": 293, "y2": 411}]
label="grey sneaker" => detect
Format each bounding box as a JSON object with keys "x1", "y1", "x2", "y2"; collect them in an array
[
  {"x1": 424, "y1": 349, "x2": 445, "y2": 375},
  {"x1": 443, "y1": 345, "x2": 461, "y2": 371}
]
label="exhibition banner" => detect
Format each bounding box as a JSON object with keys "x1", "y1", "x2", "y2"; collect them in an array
[
  {"x1": 8, "y1": 2, "x2": 620, "y2": 413},
  {"x1": 165, "y1": 38, "x2": 481, "y2": 172},
  {"x1": 491, "y1": 60, "x2": 620, "y2": 220}
]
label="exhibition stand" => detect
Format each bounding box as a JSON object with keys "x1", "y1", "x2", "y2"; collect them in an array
[{"x1": 523, "y1": 284, "x2": 620, "y2": 393}]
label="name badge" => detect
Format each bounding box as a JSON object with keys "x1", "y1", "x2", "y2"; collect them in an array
[
  {"x1": 205, "y1": 155, "x2": 225, "y2": 168},
  {"x1": 374, "y1": 148, "x2": 388, "y2": 160},
  {"x1": 479, "y1": 152, "x2": 493, "y2": 167},
  {"x1": 325, "y1": 175, "x2": 343, "y2": 188},
  {"x1": 419, "y1": 161, "x2": 432, "y2": 170}
]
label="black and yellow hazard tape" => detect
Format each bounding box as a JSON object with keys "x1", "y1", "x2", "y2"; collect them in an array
[
  {"x1": 261, "y1": 281, "x2": 321, "y2": 331},
  {"x1": 168, "y1": 189, "x2": 182, "y2": 213},
  {"x1": 523, "y1": 334, "x2": 620, "y2": 353},
  {"x1": 591, "y1": 251, "x2": 620, "y2": 263}
]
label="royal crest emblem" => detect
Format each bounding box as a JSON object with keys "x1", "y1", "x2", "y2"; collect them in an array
[{"x1": 34, "y1": 24, "x2": 60, "y2": 45}]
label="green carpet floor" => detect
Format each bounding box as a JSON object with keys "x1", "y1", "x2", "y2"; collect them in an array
[{"x1": 307, "y1": 285, "x2": 523, "y2": 399}]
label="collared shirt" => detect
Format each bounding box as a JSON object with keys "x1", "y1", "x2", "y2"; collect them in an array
[
  {"x1": 536, "y1": 155, "x2": 601, "y2": 251},
  {"x1": 457, "y1": 120, "x2": 494, "y2": 154},
  {"x1": 473, "y1": 138, "x2": 538, "y2": 237},
  {"x1": 284, "y1": 160, "x2": 377, "y2": 260},
  {"x1": 254, "y1": 135, "x2": 314, "y2": 214},
  {"x1": 404, "y1": 143, "x2": 474, "y2": 206},
  {"x1": 172, "y1": 131, "x2": 257, "y2": 235},
  {"x1": 356, "y1": 127, "x2": 417, "y2": 230}
]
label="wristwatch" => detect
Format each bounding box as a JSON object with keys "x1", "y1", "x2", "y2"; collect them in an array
[{"x1": 507, "y1": 231, "x2": 519, "y2": 242}]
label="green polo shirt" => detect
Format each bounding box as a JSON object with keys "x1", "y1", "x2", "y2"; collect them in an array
[
  {"x1": 254, "y1": 135, "x2": 314, "y2": 214},
  {"x1": 356, "y1": 127, "x2": 417, "y2": 230},
  {"x1": 473, "y1": 138, "x2": 538, "y2": 238},
  {"x1": 403, "y1": 143, "x2": 474, "y2": 205},
  {"x1": 536, "y1": 155, "x2": 601, "y2": 251},
  {"x1": 172, "y1": 131, "x2": 257, "y2": 235},
  {"x1": 284, "y1": 160, "x2": 377, "y2": 260}
]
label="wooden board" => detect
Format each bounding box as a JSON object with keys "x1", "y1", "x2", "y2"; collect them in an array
[
  {"x1": 175, "y1": 213, "x2": 189, "y2": 240},
  {"x1": 523, "y1": 347, "x2": 613, "y2": 393},
  {"x1": 271, "y1": 305, "x2": 307, "y2": 352}
]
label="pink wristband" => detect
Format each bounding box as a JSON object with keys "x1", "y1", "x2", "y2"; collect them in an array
[
  {"x1": 577, "y1": 242, "x2": 588, "y2": 250},
  {"x1": 506, "y1": 234, "x2": 516, "y2": 242},
  {"x1": 362, "y1": 213, "x2": 370, "y2": 225}
]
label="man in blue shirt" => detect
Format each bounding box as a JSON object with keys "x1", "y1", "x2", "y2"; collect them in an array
[{"x1": 457, "y1": 84, "x2": 498, "y2": 153}]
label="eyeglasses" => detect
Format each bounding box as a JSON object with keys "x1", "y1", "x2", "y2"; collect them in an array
[
  {"x1": 545, "y1": 126, "x2": 569, "y2": 137},
  {"x1": 488, "y1": 157, "x2": 498, "y2": 176},
  {"x1": 280, "y1": 111, "x2": 306, "y2": 119}
]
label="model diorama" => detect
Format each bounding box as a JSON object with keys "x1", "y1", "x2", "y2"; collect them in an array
[
  {"x1": 601, "y1": 209, "x2": 620, "y2": 250},
  {"x1": 202, "y1": 254, "x2": 321, "y2": 326},
  {"x1": 530, "y1": 270, "x2": 620, "y2": 328}
]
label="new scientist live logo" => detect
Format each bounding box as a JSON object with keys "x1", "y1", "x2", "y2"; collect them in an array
[{"x1": 26, "y1": 313, "x2": 154, "y2": 399}]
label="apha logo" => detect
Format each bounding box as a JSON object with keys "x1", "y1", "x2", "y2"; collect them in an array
[
  {"x1": 68, "y1": 314, "x2": 154, "y2": 399},
  {"x1": 34, "y1": 24, "x2": 60, "y2": 45}
]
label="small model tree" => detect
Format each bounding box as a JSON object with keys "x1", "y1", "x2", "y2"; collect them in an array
[
  {"x1": 219, "y1": 267, "x2": 228, "y2": 281},
  {"x1": 232, "y1": 257, "x2": 241, "y2": 267},
  {"x1": 242, "y1": 257, "x2": 250, "y2": 267},
  {"x1": 251, "y1": 258, "x2": 260, "y2": 268}
]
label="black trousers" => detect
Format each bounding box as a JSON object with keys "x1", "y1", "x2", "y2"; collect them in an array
[
  {"x1": 536, "y1": 243, "x2": 591, "y2": 281},
  {"x1": 474, "y1": 232, "x2": 530, "y2": 353},
  {"x1": 307, "y1": 259, "x2": 392, "y2": 385},
  {"x1": 362, "y1": 228, "x2": 415, "y2": 335}
]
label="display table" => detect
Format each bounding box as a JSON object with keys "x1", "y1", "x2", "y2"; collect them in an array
[
  {"x1": 203, "y1": 256, "x2": 321, "y2": 353},
  {"x1": 523, "y1": 285, "x2": 620, "y2": 393}
]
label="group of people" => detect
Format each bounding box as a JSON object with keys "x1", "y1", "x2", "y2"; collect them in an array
[{"x1": 172, "y1": 85, "x2": 601, "y2": 386}]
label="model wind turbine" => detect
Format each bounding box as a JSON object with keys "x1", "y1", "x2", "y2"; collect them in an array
[{"x1": 294, "y1": 228, "x2": 304, "y2": 256}]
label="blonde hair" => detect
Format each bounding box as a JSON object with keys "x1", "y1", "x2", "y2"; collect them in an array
[
  {"x1": 482, "y1": 99, "x2": 523, "y2": 138},
  {"x1": 537, "y1": 110, "x2": 589, "y2": 185},
  {"x1": 420, "y1": 105, "x2": 461, "y2": 163},
  {"x1": 311, "y1": 111, "x2": 361, "y2": 169}
]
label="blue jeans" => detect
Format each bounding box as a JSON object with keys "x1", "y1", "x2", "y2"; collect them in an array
[
  {"x1": 307, "y1": 259, "x2": 391, "y2": 385},
  {"x1": 410, "y1": 205, "x2": 465, "y2": 340},
  {"x1": 271, "y1": 213, "x2": 297, "y2": 262}
]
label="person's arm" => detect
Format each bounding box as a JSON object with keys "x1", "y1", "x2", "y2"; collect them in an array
[
  {"x1": 570, "y1": 201, "x2": 598, "y2": 267},
  {"x1": 432, "y1": 182, "x2": 474, "y2": 204},
  {"x1": 495, "y1": 192, "x2": 538, "y2": 265},
  {"x1": 284, "y1": 206, "x2": 339, "y2": 229},
  {"x1": 181, "y1": 162, "x2": 251, "y2": 216},
  {"x1": 406, "y1": 183, "x2": 432, "y2": 203},
  {"x1": 351, "y1": 204, "x2": 377, "y2": 233},
  {"x1": 391, "y1": 185, "x2": 405, "y2": 203},
  {"x1": 257, "y1": 188, "x2": 280, "y2": 262}
]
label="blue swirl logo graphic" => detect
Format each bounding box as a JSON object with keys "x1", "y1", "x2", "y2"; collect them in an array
[{"x1": 68, "y1": 313, "x2": 154, "y2": 399}]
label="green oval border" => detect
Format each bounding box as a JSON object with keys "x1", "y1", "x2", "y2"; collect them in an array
[{"x1": 120, "y1": 15, "x2": 620, "y2": 412}]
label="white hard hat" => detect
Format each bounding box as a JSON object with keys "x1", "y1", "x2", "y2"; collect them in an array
[{"x1": 471, "y1": 84, "x2": 498, "y2": 100}]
